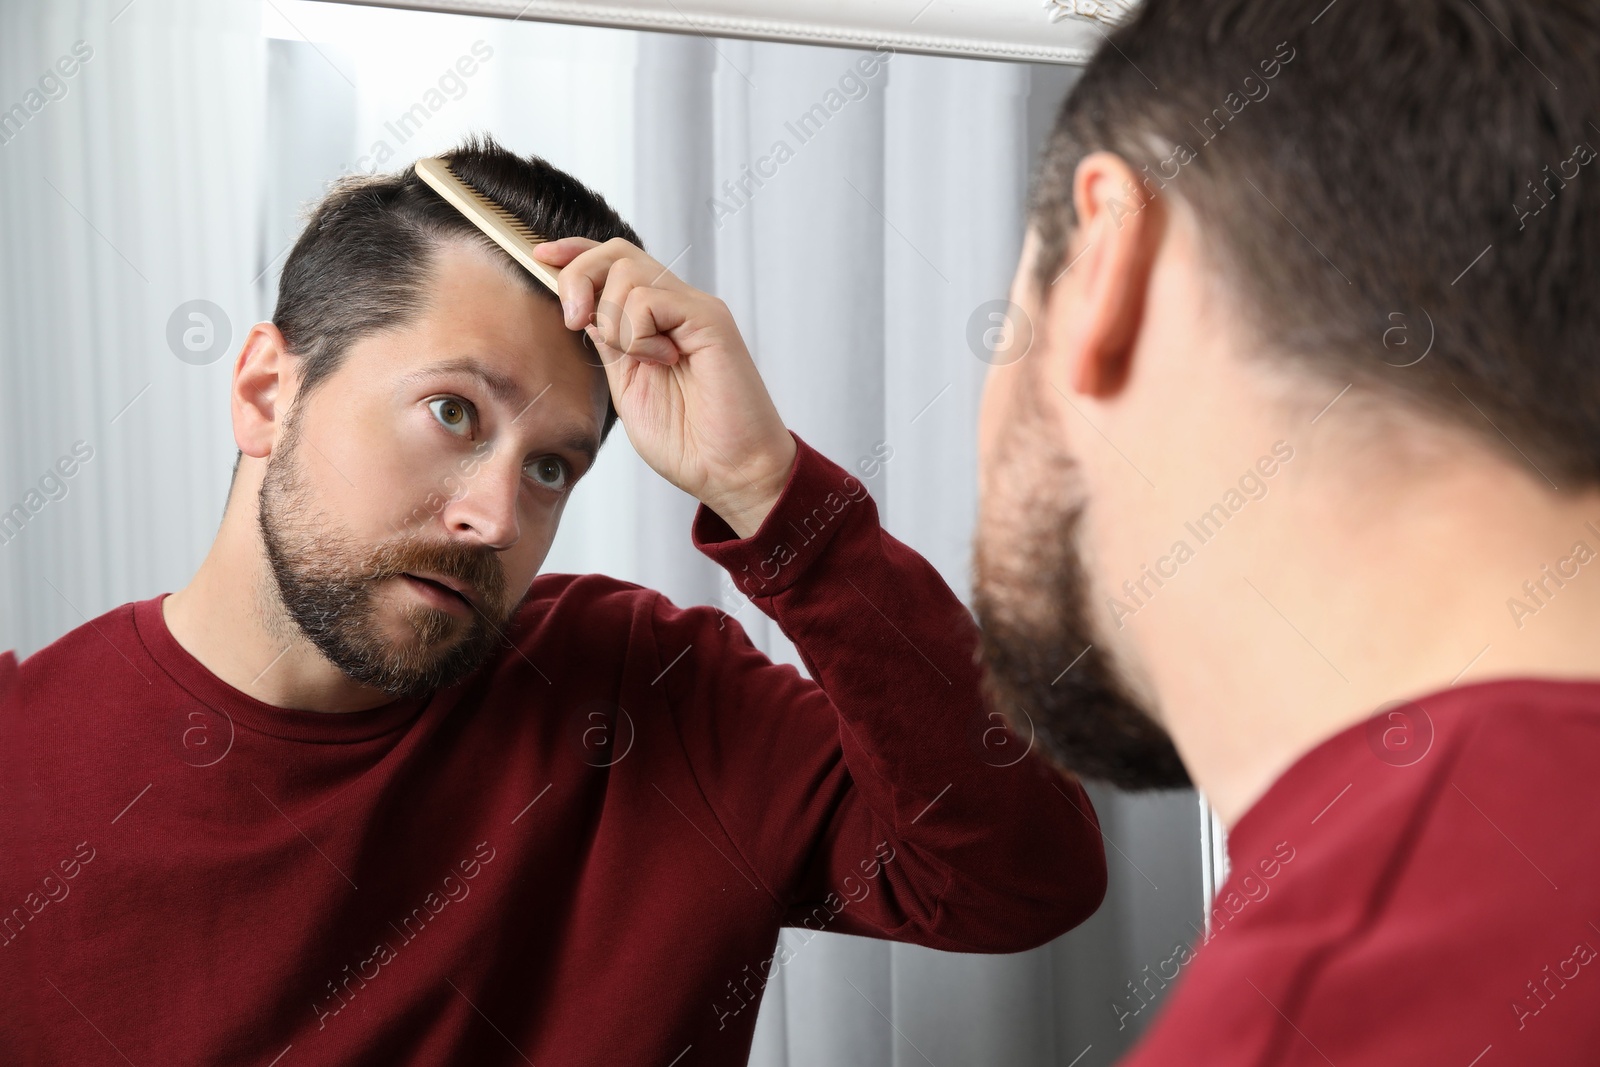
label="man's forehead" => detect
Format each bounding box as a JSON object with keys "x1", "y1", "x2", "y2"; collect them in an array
[{"x1": 419, "y1": 242, "x2": 596, "y2": 371}]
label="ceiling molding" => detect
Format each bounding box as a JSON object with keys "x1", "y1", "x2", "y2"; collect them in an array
[{"x1": 311, "y1": 0, "x2": 1137, "y2": 65}]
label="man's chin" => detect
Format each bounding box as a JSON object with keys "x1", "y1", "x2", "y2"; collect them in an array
[{"x1": 286, "y1": 589, "x2": 491, "y2": 700}]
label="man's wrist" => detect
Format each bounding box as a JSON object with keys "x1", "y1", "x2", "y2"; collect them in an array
[{"x1": 704, "y1": 433, "x2": 799, "y2": 540}]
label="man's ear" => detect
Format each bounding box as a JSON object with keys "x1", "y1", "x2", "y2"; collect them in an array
[
  {"x1": 1049, "y1": 150, "x2": 1165, "y2": 399},
  {"x1": 232, "y1": 322, "x2": 296, "y2": 460}
]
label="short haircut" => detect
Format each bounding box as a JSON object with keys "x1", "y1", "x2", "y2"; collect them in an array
[
  {"x1": 1027, "y1": 0, "x2": 1600, "y2": 487},
  {"x1": 234, "y1": 132, "x2": 641, "y2": 490}
]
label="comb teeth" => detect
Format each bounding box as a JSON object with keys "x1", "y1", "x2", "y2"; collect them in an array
[
  {"x1": 442, "y1": 161, "x2": 548, "y2": 243},
  {"x1": 414, "y1": 155, "x2": 562, "y2": 296}
]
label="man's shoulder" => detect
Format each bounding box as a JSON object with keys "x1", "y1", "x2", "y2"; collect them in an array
[
  {"x1": 0, "y1": 648, "x2": 15, "y2": 705},
  {"x1": 514, "y1": 571, "x2": 742, "y2": 637},
  {"x1": 1223, "y1": 676, "x2": 1600, "y2": 934},
  {"x1": 515, "y1": 570, "x2": 658, "y2": 622},
  {"x1": 501, "y1": 572, "x2": 760, "y2": 690},
  {"x1": 1127, "y1": 676, "x2": 1600, "y2": 1065},
  {"x1": 1233, "y1": 675, "x2": 1600, "y2": 863},
  {"x1": 4, "y1": 598, "x2": 140, "y2": 704},
  {"x1": 501, "y1": 571, "x2": 669, "y2": 662},
  {"x1": 523, "y1": 569, "x2": 635, "y2": 598}
]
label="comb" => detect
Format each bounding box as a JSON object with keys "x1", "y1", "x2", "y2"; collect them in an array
[{"x1": 414, "y1": 156, "x2": 561, "y2": 295}]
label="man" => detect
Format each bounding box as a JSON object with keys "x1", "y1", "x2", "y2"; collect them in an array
[
  {"x1": 974, "y1": 0, "x2": 1600, "y2": 1062},
  {"x1": 0, "y1": 134, "x2": 1107, "y2": 1064}
]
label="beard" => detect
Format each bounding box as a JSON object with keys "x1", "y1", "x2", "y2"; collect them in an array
[
  {"x1": 255, "y1": 400, "x2": 515, "y2": 701},
  {"x1": 971, "y1": 367, "x2": 1190, "y2": 791}
]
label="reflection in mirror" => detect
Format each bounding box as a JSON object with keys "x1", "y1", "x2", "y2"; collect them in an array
[{"x1": 0, "y1": 1, "x2": 1205, "y2": 1064}]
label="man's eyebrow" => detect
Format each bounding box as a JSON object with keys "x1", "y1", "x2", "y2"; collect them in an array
[
  {"x1": 553, "y1": 426, "x2": 603, "y2": 469},
  {"x1": 399, "y1": 358, "x2": 601, "y2": 467},
  {"x1": 396, "y1": 359, "x2": 526, "y2": 408}
]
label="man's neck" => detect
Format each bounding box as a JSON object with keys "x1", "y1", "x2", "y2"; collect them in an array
[{"x1": 1160, "y1": 452, "x2": 1600, "y2": 828}]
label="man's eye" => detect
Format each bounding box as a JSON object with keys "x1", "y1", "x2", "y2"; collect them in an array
[
  {"x1": 526, "y1": 456, "x2": 570, "y2": 492},
  {"x1": 427, "y1": 397, "x2": 473, "y2": 436}
]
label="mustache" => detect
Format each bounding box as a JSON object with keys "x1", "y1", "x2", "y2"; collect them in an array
[{"x1": 362, "y1": 540, "x2": 504, "y2": 595}]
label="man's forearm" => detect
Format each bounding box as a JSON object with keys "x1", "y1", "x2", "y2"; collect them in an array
[{"x1": 690, "y1": 433, "x2": 1108, "y2": 950}]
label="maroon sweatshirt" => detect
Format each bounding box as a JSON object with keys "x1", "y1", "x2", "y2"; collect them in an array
[
  {"x1": 1119, "y1": 676, "x2": 1600, "y2": 1066},
  {"x1": 0, "y1": 430, "x2": 1107, "y2": 1066}
]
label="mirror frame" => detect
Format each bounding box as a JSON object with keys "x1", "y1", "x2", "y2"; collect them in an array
[{"x1": 311, "y1": 0, "x2": 1138, "y2": 65}]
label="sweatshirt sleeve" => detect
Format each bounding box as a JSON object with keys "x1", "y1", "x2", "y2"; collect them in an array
[{"x1": 651, "y1": 429, "x2": 1108, "y2": 954}]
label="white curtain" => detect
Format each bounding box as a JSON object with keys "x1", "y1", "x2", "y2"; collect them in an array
[{"x1": 0, "y1": 2, "x2": 1207, "y2": 1062}]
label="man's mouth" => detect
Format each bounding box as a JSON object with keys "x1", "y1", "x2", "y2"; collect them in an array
[{"x1": 400, "y1": 572, "x2": 476, "y2": 614}]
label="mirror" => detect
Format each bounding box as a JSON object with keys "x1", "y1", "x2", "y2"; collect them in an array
[{"x1": 0, "y1": 0, "x2": 1211, "y2": 1062}]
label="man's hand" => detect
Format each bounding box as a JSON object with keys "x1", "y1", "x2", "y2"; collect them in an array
[{"x1": 531, "y1": 237, "x2": 797, "y2": 539}]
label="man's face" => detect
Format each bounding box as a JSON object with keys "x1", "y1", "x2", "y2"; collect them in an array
[
  {"x1": 257, "y1": 239, "x2": 609, "y2": 700},
  {"x1": 971, "y1": 229, "x2": 1189, "y2": 789}
]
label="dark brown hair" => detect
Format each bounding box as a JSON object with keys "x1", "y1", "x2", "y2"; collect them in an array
[
  {"x1": 1027, "y1": 0, "x2": 1600, "y2": 486},
  {"x1": 236, "y1": 133, "x2": 640, "y2": 483}
]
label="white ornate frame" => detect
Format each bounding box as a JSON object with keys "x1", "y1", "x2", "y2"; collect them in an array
[{"x1": 312, "y1": 0, "x2": 1139, "y2": 65}]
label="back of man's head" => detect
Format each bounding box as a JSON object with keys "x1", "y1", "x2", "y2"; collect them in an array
[
  {"x1": 975, "y1": 0, "x2": 1600, "y2": 812},
  {"x1": 1028, "y1": 0, "x2": 1599, "y2": 486}
]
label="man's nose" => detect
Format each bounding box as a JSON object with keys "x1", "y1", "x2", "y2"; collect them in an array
[{"x1": 439, "y1": 458, "x2": 522, "y2": 550}]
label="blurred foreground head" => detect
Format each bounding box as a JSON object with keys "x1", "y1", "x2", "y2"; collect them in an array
[{"x1": 973, "y1": 0, "x2": 1600, "y2": 797}]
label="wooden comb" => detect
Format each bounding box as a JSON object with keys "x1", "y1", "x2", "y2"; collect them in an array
[{"x1": 414, "y1": 156, "x2": 561, "y2": 295}]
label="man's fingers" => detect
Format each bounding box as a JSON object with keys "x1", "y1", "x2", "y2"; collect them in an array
[
  {"x1": 555, "y1": 237, "x2": 684, "y2": 331},
  {"x1": 592, "y1": 287, "x2": 698, "y2": 361},
  {"x1": 624, "y1": 334, "x2": 679, "y2": 365},
  {"x1": 530, "y1": 236, "x2": 594, "y2": 263},
  {"x1": 592, "y1": 258, "x2": 646, "y2": 348},
  {"x1": 586, "y1": 327, "x2": 677, "y2": 368}
]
